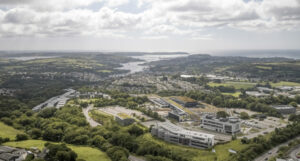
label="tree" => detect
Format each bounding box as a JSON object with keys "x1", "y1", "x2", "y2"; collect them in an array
[
  {"x1": 79, "y1": 102, "x2": 88, "y2": 108},
  {"x1": 44, "y1": 143, "x2": 77, "y2": 161},
  {"x1": 29, "y1": 128, "x2": 42, "y2": 139},
  {"x1": 106, "y1": 146, "x2": 129, "y2": 161},
  {"x1": 128, "y1": 125, "x2": 144, "y2": 136},
  {"x1": 295, "y1": 95, "x2": 300, "y2": 104},
  {"x1": 216, "y1": 111, "x2": 229, "y2": 118},
  {"x1": 289, "y1": 101, "x2": 298, "y2": 108},
  {"x1": 212, "y1": 96, "x2": 223, "y2": 106},
  {"x1": 240, "y1": 112, "x2": 250, "y2": 120},
  {"x1": 38, "y1": 108, "x2": 57, "y2": 118},
  {"x1": 16, "y1": 134, "x2": 29, "y2": 141}
]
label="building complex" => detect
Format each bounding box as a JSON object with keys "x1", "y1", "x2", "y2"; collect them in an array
[
  {"x1": 271, "y1": 105, "x2": 296, "y2": 115},
  {"x1": 200, "y1": 114, "x2": 241, "y2": 135},
  {"x1": 171, "y1": 96, "x2": 198, "y2": 107},
  {"x1": 151, "y1": 122, "x2": 215, "y2": 149},
  {"x1": 149, "y1": 97, "x2": 170, "y2": 108},
  {"x1": 115, "y1": 113, "x2": 135, "y2": 126}
]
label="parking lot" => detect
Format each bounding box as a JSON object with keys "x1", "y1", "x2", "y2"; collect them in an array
[
  {"x1": 240, "y1": 117, "x2": 288, "y2": 139},
  {"x1": 97, "y1": 106, "x2": 152, "y2": 121}
]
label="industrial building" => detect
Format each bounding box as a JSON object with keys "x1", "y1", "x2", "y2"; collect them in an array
[
  {"x1": 151, "y1": 122, "x2": 215, "y2": 149},
  {"x1": 115, "y1": 113, "x2": 135, "y2": 126},
  {"x1": 171, "y1": 96, "x2": 198, "y2": 107},
  {"x1": 200, "y1": 114, "x2": 241, "y2": 135},
  {"x1": 271, "y1": 105, "x2": 296, "y2": 115}
]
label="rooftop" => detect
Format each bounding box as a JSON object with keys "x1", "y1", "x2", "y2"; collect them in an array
[
  {"x1": 203, "y1": 114, "x2": 240, "y2": 124},
  {"x1": 117, "y1": 113, "x2": 132, "y2": 119},
  {"x1": 158, "y1": 122, "x2": 214, "y2": 139},
  {"x1": 272, "y1": 105, "x2": 295, "y2": 110},
  {"x1": 172, "y1": 96, "x2": 197, "y2": 103}
]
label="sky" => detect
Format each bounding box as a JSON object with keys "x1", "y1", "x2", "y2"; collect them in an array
[{"x1": 0, "y1": 0, "x2": 299, "y2": 52}]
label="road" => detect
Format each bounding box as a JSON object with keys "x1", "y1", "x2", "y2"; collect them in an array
[
  {"x1": 82, "y1": 105, "x2": 101, "y2": 127},
  {"x1": 289, "y1": 145, "x2": 300, "y2": 160},
  {"x1": 254, "y1": 136, "x2": 300, "y2": 161}
]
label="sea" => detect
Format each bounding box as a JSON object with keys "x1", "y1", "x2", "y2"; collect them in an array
[{"x1": 209, "y1": 50, "x2": 300, "y2": 59}]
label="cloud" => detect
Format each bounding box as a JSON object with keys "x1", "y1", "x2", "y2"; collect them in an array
[
  {"x1": 0, "y1": 0, "x2": 299, "y2": 39},
  {"x1": 106, "y1": 0, "x2": 129, "y2": 7},
  {"x1": 0, "y1": 0, "x2": 103, "y2": 11}
]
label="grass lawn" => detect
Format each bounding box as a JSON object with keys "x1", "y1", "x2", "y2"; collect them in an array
[
  {"x1": 138, "y1": 133, "x2": 249, "y2": 161},
  {"x1": 208, "y1": 81, "x2": 256, "y2": 89},
  {"x1": 270, "y1": 81, "x2": 300, "y2": 87},
  {"x1": 4, "y1": 140, "x2": 111, "y2": 161},
  {"x1": 256, "y1": 66, "x2": 272, "y2": 70},
  {"x1": 0, "y1": 122, "x2": 24, "y2": 140},
  {"x1": 89, "y1": 110, "x2": 114, "y2": 126},
  {"x1": 222, "y1": 92, "x2": 241, "y2": 97}
]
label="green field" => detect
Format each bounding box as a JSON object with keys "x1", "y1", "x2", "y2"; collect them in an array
[
  {"x1": 138, "y1": 133, "x2": 249, "y2": 161},
  {"x1": 89, "y1": 110, "x2": 114, "y2": 126},
  {"x1": 256, "y1": 65, "x2": 272, "y2": 70},
  {"x1": 0, "y1": 122, "x2": 24, "y2": 140},
  {"x1": 222, "y1": 92, "x2": 241, "y2": 97},
  {"x1": 4, "y1": 140, "x2": 111, "y2": 161},
  {"x1": 208, "y1": 81, "x2": 256, "y2": 89},
  {"x1": 270, "y1": 81, "x2": 300, "y2": 87}
]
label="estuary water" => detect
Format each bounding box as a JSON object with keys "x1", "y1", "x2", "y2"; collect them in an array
[{"x1": 117, "y1": 54, "x2": 188, "y2": 75}]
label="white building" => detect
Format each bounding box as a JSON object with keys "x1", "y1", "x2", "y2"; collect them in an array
[
  {"x1": 151, "y1": 122, "x2": 215, "y2": 149},
  {"x1": 271, "y1": 105, "x2": 296, "y2": 115},
  {"x1": 200, "y1": 115, "x2": 241, "y2": 135},
  {"x1": 246, "y1": 91, "x2": 269, "y2": 97}
]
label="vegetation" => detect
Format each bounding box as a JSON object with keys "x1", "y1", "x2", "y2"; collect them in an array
[
  {"x1": 4, "y1": 140, "x2": 111, "y2": 161},
  {"x1": 240, "y1": 112, "x2": 250, "y2": 120},
  {"x1": 0, "y1": 121, "x2": 24, "y2": 140}
]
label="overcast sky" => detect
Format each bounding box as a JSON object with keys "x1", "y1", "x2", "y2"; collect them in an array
[{"x1": 0, "y1": 0, "x2": 299, "y2": 52}]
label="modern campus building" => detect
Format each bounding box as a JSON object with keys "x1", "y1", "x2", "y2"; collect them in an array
[
  {"x1": 168, "y1": 103, "x2": 187, "y2": 122},
  {"x1": 271, "y1": 105, "x2": 296, "y2": 115},
  {"x1": 149, "y1": 97, "x2": 170, "y2": 108},
  {"x1": 171, "y1": 96, "x2": 198, "y2": 107},
  {"x1": 200, "y1": 114, "x2": 241, "y2": 135},
  {"x1": 151, "y1": 122, "x2": 215, "y2": 149},
  {"x1": 115, "y1": 113, "x2": 135, "y2": 126}
]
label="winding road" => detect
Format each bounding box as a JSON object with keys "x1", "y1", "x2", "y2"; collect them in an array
[
  {"x1": 289, "y1": 145, "x2": 300, "y2": 160},
  {"x1": 254, "y1": 136, "x2": 300, "y2": 161},
  {"x1": 82, "y1": 105, "x2": 101, "y2": 127}
]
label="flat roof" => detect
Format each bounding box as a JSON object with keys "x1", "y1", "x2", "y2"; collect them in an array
[
  {"x1": 172, "y1": 96, "x2": 197, "y2": 103},
  {"x1": 117, "y1": 113, "x2": 131, "y2": 119},
  {"x1": 272, "y1": 105, "x2": 295, "y2": 110},
  {"x1": 158, "y1": 122, "x2": 214, "y2": 139}
]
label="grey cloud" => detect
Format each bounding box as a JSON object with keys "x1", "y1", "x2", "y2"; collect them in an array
[
  {"x1": 0, "y1": 0, "x2": 35, "y2": 5},
  {"x1": 269, "y1": 6, "x2": 300, "y2": 21},
  {"x1": 168, "y1": 1, "x2": 212, "y2": 13}
]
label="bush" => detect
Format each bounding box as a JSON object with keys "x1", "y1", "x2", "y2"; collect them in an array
[
  {"x1": 38, "y1": 108, "x2": 57, "y2": 118},
  {"x1": 45, "y1": 143, "x2": 78, "y2": 161},
  {"x1": 0, "y1": 137, "x2": 10, "y2": 144},
  {"x1": 240, "y1": 112, "x2": 250, "y2": 120},
  {"x1": 16, "y1": 134, "x2": 29, "y2": 141}
]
